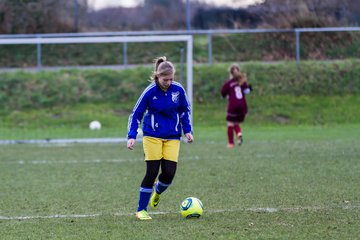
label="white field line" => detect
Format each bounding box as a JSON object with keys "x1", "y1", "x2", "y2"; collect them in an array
[
  {"x1": 0, "y1": 156, "x2": 200, "y2": 165},
  {"x1": 0, "y1": 137, "x2": 192, "y2": 145},
  {"x1": 1, "y1": 205, "x2": 359, "y2": 221},
  {"x1": 0, "y1": 154, "x2": 276, "y2": 165}
]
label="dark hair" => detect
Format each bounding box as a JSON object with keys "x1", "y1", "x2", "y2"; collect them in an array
[{"x1": 229, "y1": 64, "x2": 240, "y2": 76}]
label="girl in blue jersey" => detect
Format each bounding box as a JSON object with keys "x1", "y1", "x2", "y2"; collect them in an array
[{"x1": 127, "y1": 56, "x2": 193, "y2": 220}]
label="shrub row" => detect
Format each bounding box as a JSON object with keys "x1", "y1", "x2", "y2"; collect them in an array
[
  {"x1": 0, "y1": 60, "x2": 359, "y2": 111},
  {"x1": 194, "y1": 59, "x2": 360, "y2": 102}
]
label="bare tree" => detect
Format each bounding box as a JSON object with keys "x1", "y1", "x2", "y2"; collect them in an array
[
  {"x1": 257, "y1": 0, "x2": 357, "y2": 28},
  {"x1": 0, "y1": 0, "x2": 88, "y2": 34}
]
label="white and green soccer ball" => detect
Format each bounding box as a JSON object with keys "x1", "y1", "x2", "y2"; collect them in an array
[{"x1": 180, "y1": 197, "x2": 204, "y2": 218}]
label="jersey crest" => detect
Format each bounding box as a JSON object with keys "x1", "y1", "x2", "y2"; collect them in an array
[{"x1": 171, "y1": 91, "x2": 180, "y2": 103}]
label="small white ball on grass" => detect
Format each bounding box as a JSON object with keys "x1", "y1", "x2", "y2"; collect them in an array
[{"x1": 89, "y1": 120, "x2": 101, "y2": 130}]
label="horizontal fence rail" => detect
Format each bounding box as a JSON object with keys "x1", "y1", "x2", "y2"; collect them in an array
[
  {"x1": 0, "y1": 27, "x2": 359, "y2": 67},
  {"x1": 0, "y1": 35, "x2": 193, "y2": 44}
]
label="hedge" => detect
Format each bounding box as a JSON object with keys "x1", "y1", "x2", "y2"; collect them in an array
[{"x1": 0, "y1": 60, "x2": 359, "y2": 110}]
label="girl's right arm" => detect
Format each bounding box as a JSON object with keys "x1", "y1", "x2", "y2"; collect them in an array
[
  {"x1": 221, "y1": 81, "x2": 229, "y2": 98},
  {"x1": 127, "y1": 91, "x2": 148, "y2": 140}
]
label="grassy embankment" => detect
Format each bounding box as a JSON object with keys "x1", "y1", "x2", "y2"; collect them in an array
[{"x1": 0, "y1": 59, "x2": 359, "y2": 139}]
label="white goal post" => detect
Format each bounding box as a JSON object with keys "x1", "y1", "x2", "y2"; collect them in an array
[
  {"x1": 0, "y1": 35, "x2": 193, "y2": 108},
  {"x1": 0, "y1": 35, "x2": 193, "y2": 144}
]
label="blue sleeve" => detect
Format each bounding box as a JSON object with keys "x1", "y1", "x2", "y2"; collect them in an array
[
  {"x1": 127, "y1": 90, "x2": 148, "y2": 139},
  {"x1": 178, "y1": 88, "x2": 192, "y2": 135}
]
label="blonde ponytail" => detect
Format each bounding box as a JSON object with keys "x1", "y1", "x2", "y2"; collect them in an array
[
  {"x1": 233, "y1": 71, "x2": 247, "y2": 85},
  {"x1": 151, "y1": 56, "x2": 175, "y2": 82}
]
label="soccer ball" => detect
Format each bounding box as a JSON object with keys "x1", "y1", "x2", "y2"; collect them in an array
[
  {"x1": 89, "y1": 120, "x2": 101, "y2": 130},
  {"x1": 180, "y1": 197, "x2": 204, "y2": 218}
]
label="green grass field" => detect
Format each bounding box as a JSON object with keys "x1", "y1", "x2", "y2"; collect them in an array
[
  {"x1": 2, "y1": 94, "x2": 360, "y2": 141},
  {"x1": 1, "y1": 124, "x2": 359, "y2": 239}
]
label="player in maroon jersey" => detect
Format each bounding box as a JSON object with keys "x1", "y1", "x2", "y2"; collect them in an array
[{"x1": 221, "y1": 64, "x2": 252, "y2": 148}]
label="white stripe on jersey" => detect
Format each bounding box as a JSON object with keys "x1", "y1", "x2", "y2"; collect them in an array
[
  {"x1": 128, "y1": 82, "x2": 156, "y2": 132},
  {"x1": 173, "y1": 82, "x2": 192, "y2": 129},
  {"x1": 132, "y1": 82, "x2": 156, "y2": 112}
]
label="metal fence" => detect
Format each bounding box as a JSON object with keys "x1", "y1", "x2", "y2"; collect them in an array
[{"x1": 0, "y1": 27, "x2": 359, "y2": 69}]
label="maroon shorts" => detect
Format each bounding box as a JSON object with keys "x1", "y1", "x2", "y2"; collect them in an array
[{"x1": 226, "y1": 111, "x2": 246, "y2": 122}]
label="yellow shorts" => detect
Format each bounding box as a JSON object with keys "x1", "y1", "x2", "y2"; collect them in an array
[{"x1": 143, "y1": 136, "x2": 180, "y2": 162}]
